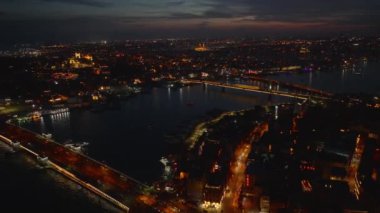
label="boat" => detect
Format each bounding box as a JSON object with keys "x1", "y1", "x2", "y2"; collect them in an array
[{"x1": 42, "y1": 108, "x2": 69, "y2": 116}]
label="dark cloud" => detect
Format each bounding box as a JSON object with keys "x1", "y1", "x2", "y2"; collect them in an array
[
  {"x1": 41, "y1": 0, "x2": 112, "y2": 7},
  {"x1": 0, "y1": 0, "x2": 379, "y2": 45},
  {"x1": 0, "y1": 16, "x2": 128, "y2": 44},
  {"x1": 166, "y1": 1, "x2": 186, "y2": 7},
  {"x1": 202, "y1": 0, "x2": 380, "y2": 25},
  {"x1": 202, "y1": 10, "x2": 233, "y2": 19},
  {"x1": 169, "y1": 12, "x2": 200, "y2": 19}
]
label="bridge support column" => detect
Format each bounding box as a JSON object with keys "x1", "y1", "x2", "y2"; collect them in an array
[{"x1": 202, "y1": 83, "x2": 207, "y2": 91}]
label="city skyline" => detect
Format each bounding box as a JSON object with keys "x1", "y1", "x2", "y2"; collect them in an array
[
  {"x1": 0, "y1": 35, "x2": 379, "y2": 212},
  {"x1": 0, "y1": 2, "x2": 380, "y2": 212},
  {"x1": 1, "y1": 0, "x2": 380, "y2": 45}
]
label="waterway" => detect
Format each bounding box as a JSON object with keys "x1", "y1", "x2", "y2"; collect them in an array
[
  {"x1": 1, "y1": 61, "x2": 379, "y2": 212},
  {"x1": 20, "y1": 85, "x2": 291, "y2": 183},
  {"x1": 266, "y1": 61, "x2": 380, "y2": 95},
  {"x1": 0, "y1": 143, "x2": 121, "y2": 213}
]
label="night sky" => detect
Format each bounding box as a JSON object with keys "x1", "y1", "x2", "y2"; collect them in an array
[{"x1": 1, "y1": 0, "x2": 380, "y2": 44}]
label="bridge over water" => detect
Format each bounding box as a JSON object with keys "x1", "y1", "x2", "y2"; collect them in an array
[
  {"x1": 181, "y1": 78, "x2": 333, "y2": 100},
  {"x1": 0, "y1": 123, "x2": 183, "y2": 212},
  {"x1": 0, "y1": 77, "x2": 333, "y2": 212}
]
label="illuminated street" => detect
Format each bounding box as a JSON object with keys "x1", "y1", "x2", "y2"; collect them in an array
[
  {"x1": 0, "y1": 2, "x2": 380, "y2": 211},
  {"x1": 222, "y1": 123, "x2": 268, "y2": 213}
]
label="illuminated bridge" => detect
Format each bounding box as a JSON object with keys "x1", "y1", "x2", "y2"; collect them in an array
[
  {"x1": 0, "y1": 123, "x2": 184, "y2": 213},
  {"x1": 247, "y1": 76, "x2": 333, "y2": 97},
  {"x1": 181, "y1": 78, "x2": 333, "y2": 100}
]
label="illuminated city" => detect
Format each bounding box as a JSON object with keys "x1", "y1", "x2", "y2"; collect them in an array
[{"x1": 0, "y1": 1, "x2": 380, "y2": 213}]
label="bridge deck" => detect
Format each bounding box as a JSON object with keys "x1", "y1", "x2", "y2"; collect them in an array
[
  {"x1": 182, "y1": 79, "x2": 332, "y2": 100},
  {"x1": 0, "y1": 123, "x2": 155, "y2": 212},
  {"x1": 247, "y1": 76, "x2": 333, "y2": 97}
]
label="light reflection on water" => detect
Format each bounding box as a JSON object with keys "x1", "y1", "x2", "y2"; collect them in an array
[
  {"x1": 0, "y1": 144, "x2": 118, "y2": 213},
  {"x1": 19, "y1": 62, "x2": 380, "y2": 184},
  {"x1": 23, "y1": 85, "x2": 290, "y2": 182},
  {"x1": 4, "y1": 61, "x2": 379, "y2": 212},
  {"x1": 267, "y1": 62, "x2": 380, "y2": 95}
]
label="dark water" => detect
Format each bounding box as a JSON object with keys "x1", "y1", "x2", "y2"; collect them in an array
[
  {"x1": 266, "y1": 62, "x2": 380, "y2": 95},
  {"x1": 0, "y1": 144, "x2": 119, "y2": 213},
  {"x1": 22, "y1": 85, "x2": 290, "y2": 183},
  {"x1": 2, "y1": 62, "x2": 379, "y2": 212}
]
